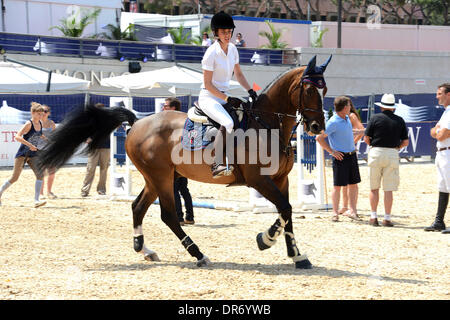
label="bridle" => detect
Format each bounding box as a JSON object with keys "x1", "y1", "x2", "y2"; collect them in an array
[
  {"x1": 235, "y1": 73, "x2": 325, "y2": 155},
  {"x1": 296, "y1": 74, "x2": 326, "y2": 124}
]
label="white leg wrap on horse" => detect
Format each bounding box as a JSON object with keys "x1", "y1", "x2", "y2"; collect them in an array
[
  {"x1": 284, "y1": 232, "x2": 300, "y2": 257},
  {"x1": 134, "y1": 225, "x2": 160, "y2": 261},
  {"x1": 267, "y1": 215, "x2": 287, "y2": 240},
  {"x1": 292, "y1": 254, "x2": 308, "y2": 263},
  {"x1": 278, "y1": 215, "x2": 287, "y2": 228},
  {"x1": 261, "y1": 231, "x2": 277, "y2": 247},
  {"x1": 134, "y1": 226, "x2": 143, "y2": 236},
  {"x1": 142, "y1": 245, "x2": 160, "y2": 261},
  {"x1": 141, "y1": 245, "x2": 156, "y2": 256}
]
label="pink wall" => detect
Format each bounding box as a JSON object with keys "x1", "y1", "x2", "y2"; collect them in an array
[
  {"x1": 316, "y1": 22, "x2": 450, "y2": 52},
  {"x1": 232, "y1": 20, "x2": 311, "y2": 49}
]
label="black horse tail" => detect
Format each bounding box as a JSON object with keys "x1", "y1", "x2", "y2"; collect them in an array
[{"x1": 37, "y1": 104, "x2": 137, "y2": 171}]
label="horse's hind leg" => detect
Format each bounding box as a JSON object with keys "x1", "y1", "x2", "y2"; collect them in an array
[{"x1": 132, "y1": 183, "x2": 160, "y2": 261}]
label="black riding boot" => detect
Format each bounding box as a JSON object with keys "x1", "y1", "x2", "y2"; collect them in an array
[
  {"x1": 424, "y1": 192, "x2": 448, "y2": 231},
  {"x1": 211, "y1": 126, "x2": 234, "y2": 178}
]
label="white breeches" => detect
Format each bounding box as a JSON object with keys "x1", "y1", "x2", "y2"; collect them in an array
[
  {"x1": 198, "y1": 90, "x2": 234, "y2": 134},
  {"x1": 436, "y1": 149, "x2": 450, "y2": 193}
]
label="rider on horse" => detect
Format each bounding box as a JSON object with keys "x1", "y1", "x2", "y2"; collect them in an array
[{"x1": 198, "y1": 11, "x2": 258, "y2": 178}]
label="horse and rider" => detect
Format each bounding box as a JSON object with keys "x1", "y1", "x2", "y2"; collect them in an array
[{"x1": 37, "y1": 12, "x2": 332, "y2": 269}]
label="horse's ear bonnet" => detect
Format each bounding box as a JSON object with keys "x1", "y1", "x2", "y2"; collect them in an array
[{"x1": 302, "y1": 55, "x2": 332, "y2": 89}]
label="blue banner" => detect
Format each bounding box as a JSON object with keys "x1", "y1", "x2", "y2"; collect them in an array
[{"x1": 323, "y1": 121, "x2": 438, "y2": 159}]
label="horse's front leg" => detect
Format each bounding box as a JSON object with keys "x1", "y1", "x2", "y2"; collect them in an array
[
  {"x1": 253, "y1": 176, "x2": 312, "y2": 269},
  {"x1": 277, "y1": 176, "x2": 312, "y2": 269},
  {"x1": 284, "y1": 227, "x2": 312, "y2": 269},
  {"x1": 249, "y1": 176, "x2": 290, "y2": 249},
  {"x1": 156, "y1": 176, "x2": 210, "y2": 267}
]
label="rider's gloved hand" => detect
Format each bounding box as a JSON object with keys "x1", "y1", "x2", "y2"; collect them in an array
[
  {"x1": 248, "y1": 89, "x2": 258, "y2": 103},
  {"x1": 226, "y1": 96, "x2": 243, "y2": 107}
]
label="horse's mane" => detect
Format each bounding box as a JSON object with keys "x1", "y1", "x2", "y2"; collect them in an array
[{"x1": 261, "y1": 65, "x2": 305, "y2": 94}]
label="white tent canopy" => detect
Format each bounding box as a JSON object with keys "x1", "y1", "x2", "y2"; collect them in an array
[
  {"x1": 100, "y1": 66, "x2": 244, "y2": 96},
  {"x1": 0, "y1": 100, "x2": 31, "y2": 124},
  {"x1": 25, "y1": 0, "x2": 122, "y2": 9},
  {"x1": 0, "y1": 61, "x2": 90, "y2": 92}
]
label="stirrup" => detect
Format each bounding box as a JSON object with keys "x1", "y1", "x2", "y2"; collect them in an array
[{"x1": 211, "y1": 163, "x2": 234, "y2": 178}]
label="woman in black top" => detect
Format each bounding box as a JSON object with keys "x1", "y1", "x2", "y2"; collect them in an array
[{"x1": 0, "y1": 102, "x2": 47, "y2": 208}]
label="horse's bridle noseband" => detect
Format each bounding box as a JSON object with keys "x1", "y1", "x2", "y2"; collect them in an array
[{"x1": 230, "y1": 73, "x2": 326, "y2": 156}]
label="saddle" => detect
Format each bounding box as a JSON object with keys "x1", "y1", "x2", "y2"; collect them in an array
[
  {"x1": 181, "y1": 99, "x2": 249, "y2": 151},
  {"x1": 187, "y1": 100, "x2": 245, "y2": 129}
]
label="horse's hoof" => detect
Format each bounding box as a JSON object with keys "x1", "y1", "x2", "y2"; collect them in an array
[
  {"x1": 256, "y1": 232, "x2": 274, "y2": 251},
  {"x1": 144, "y1": 253, "x2": 160, "y2": 262},
  {"x1": 196, "y1": 255, "x2": 211, "y2": 267},
  {"x1": 295, "y1": 259, "x2": 313, "y2": 269}
]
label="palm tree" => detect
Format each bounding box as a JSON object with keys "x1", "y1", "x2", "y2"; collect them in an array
[
  {"x1": 50, "y1": 8, "x2": 101, "y2": 37},
  {"x1": 99, "y1": 23, "x2": 137, "y2": 41},
  {"x1": 168, "y1": 25, "x2": 191, "y2": 44},
  {"x1": 258, "y1": 21, "x2": 288, "y2": 49},
  {"x1": 311, "y1": 27, "x2": 328, "y2": 48}
]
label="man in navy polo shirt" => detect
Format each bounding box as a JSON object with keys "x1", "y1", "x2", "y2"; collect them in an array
[
  {"x1": 364, "y1": 94, "x2": 409, "y2": 227},
  {"x1": 316, "y1": 96, "x2": 361, "y2": 222}
]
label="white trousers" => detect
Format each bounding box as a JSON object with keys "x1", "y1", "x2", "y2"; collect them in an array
[
  {"x1": 198, "y1": 89, "x2": 234, "y2": 134},
  {"x1": 436, "y1": 149, "x2": 450, "y2": 193}
]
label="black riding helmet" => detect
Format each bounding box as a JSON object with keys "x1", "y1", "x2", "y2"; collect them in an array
[{"x1": 211, "y1": 11, "x2": 235, "y2": 36}]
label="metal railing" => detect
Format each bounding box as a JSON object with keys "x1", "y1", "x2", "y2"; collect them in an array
[{"x1": 0, "y1": 32, "x2": 298, "y2": 65}]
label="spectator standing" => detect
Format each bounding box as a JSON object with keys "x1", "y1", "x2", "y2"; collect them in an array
[
  {"x1": 425, "y1": 83, "x2": 450, "y2": 234},
  {"x1": 364, "y1": 94, "x2": 409, "y2": 227},
  {"x1": 235, "y1": 33, "x2": 246, "y2": 47},
  {"x1": 0, "y1": 102, "x2": 46, "y2": 208},
  {"x1": 163, "y1": 97, "x2": 195, "y2": 225},
  {"x1": 316, "y1": 96, "x2": 362, "y2": 222},
  {"x1": 39, "y1": 104, "x2": 57, "y2": 199},
  {"x1": 339, "y1": 100, "x2": 365, "y2": 216},
  {"x1": 80, "y1": 103, "x2": 110, "y2": 197},
  {"x1": 202, "y1": 32, "x2": 212, "y2": 47}
]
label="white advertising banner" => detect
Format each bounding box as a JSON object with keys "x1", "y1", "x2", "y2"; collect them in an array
[{"x1": 0, "y1": 124, "x2": 20, "y2": 167}]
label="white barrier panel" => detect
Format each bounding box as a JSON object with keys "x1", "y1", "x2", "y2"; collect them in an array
[
  {"x1": 109, "y1": 97, "x2": 133, "y2": 198},
  {"x1": 0, "y1": 124, "x2": 21, "y2": 166},
  {"x1": 296, "y1": 125, "x2": 331, "y2": 210}
]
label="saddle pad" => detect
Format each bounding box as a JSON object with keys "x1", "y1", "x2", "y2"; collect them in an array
[
  {"x1": 181, "y1": 118, "x2": 214, "y2": 151},
  {"x1": 181, "y1": 111, "x2": 249, "y2": 151}
]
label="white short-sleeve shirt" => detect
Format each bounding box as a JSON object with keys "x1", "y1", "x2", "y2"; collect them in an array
[
  {"x1": 201, "y1": 41, "x2": 239, "y2": 92},
  {"x1": 437, "y1": 106, "x2": 450, "y2": 148}
]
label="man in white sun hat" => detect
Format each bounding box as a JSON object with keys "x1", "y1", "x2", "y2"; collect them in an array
[{"x1": 364, "y1": 94, "x2": 409, "y2": 227}]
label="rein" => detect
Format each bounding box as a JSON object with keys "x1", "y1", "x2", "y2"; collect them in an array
[{"x1": 232, "y1": 74, "x2": 324, "y2": 155}]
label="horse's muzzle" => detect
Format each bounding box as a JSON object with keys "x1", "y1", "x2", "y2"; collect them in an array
[{"x1": 309, "y1": 121, "x2": 322, "y2": 135}]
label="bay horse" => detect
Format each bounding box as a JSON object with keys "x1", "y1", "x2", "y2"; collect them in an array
[{"x1": 37, "y1": 55, "x2": 332, "y2": 269}]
